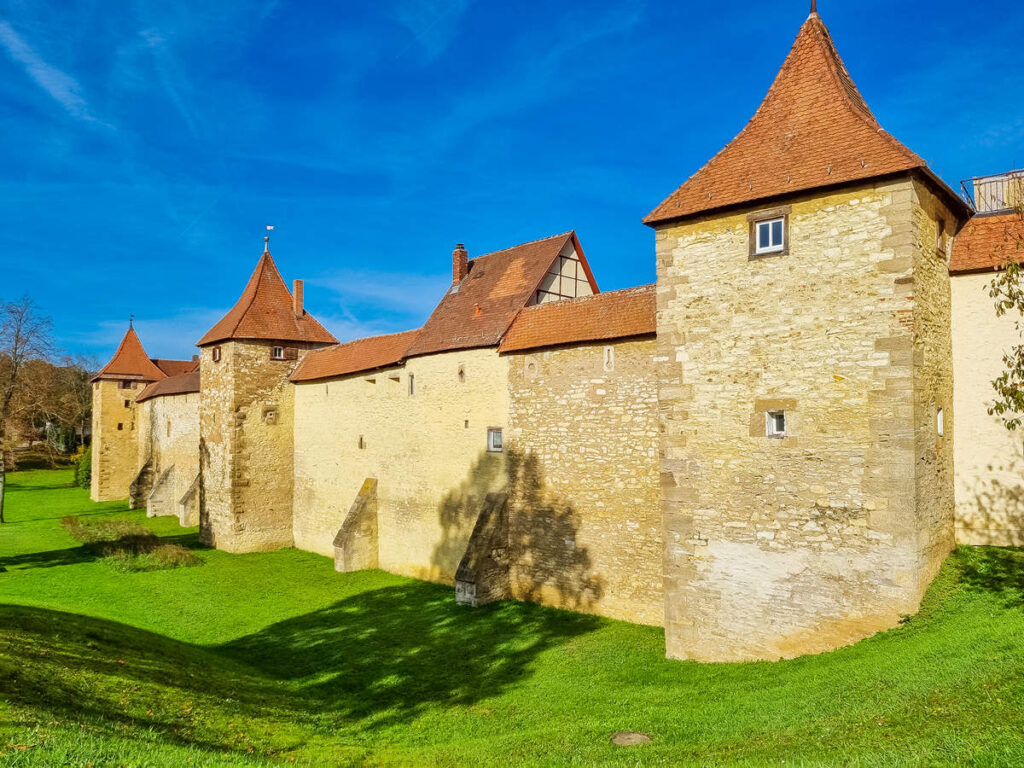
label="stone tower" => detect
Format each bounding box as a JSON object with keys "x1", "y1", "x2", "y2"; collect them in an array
[
  {"x1": 90, "y1": 326, "x2": 168, "y2": 502},
  {"x1": 647, "y1": 10, "x2": 973, "y2": 661},
  {"x1": 196, "y1": 242, "x2": 337, "y2": 552}
]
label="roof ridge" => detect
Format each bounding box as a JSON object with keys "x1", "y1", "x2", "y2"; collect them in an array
[
  {"x1": 316, "y1": 327, "x2": 420, "y2": 353},
  {"x1": 471, "y1": 231, "x2": 574, "y2": 262},
  {"x1": 516, "y1": 283, "x2": 655, "y2": 313},
  {"x1": 808, "y1": 15, "x2": 923, "y2": 167},
  {"x1": 227, "y1": 251, "x2": 274, "y2": 339}
]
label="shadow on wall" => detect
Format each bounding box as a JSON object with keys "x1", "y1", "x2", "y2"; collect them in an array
[
  {"x1": 430, "y1": 447, "x2": 603, "y2": 612},
  {"x1": 960, "y1": 446, "x2": 1024, "y2": 545},
  {"x1": 222, "y1": 580, "x2": 602, "y2": 728}
]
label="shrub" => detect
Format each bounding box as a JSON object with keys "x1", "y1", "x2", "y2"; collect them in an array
[
  {"x1": 107, "y1": 544, "x2": 202, "y2": 573},
  {"x1": 59, "y1": 515, "x2": 201, "y2": 571},
  {"x1": 75, "y1": 447, "x2": 92, "y2": 489}
]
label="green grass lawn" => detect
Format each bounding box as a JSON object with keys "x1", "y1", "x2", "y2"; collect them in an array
[{"x1": 1, "y1": 469, "x2": 1024, "y2": 766}]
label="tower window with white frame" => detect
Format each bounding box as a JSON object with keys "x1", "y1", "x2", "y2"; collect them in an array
[
  {"x1": 755, "y1": 218, "x2": 785, "y2": 255},
  {"x1": 766, "y1": 410, "x2": 786, "y2": 439}
]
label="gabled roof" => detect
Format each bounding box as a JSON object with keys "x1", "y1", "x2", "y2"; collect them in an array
[
  {"x1": 153, "y1": 358, "x2": 199, "y2": 377},
  {"x1": 290, "y1": 329, "x2": 421, "y2": 383},
  {"x1": 198, "y1": 249, "x2": 338, "y2": 347},
  {"x1": 404, "y1": 231, "x2": 597, "y2": 359},
  {"x1": 93, "y1": 327, "x2": 168, "y2": 382},
  {"x1": 950, "y1": 213, "x2": 1024, "y2": 274},
  {"x1": 136, "y1": 370, "x2": 201, "y2": 403},
  {"x1": 499, "y1": 285, "x2": 656, "y2": 354},
  {"x1": 644, "y1": 12, "x2": 968, "y2": 225}
]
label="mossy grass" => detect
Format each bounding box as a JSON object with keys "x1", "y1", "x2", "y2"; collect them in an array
[{"x1": 1, "y1": 469, "x2": 1023, "y2": 766}]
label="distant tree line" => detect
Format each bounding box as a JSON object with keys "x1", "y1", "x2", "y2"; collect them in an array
[{"x1": 1, "y1": 297, "x2": 97, "y2": 523}]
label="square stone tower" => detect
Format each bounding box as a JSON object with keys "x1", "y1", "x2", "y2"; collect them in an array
[
  {"x1": 646, "y1": 10, "x2": 973, "y2": 661},
  {"x1": 90, "y1": 326, "x2": 169, "y2": 502},
  {"x1": 196, "y1": 241, "x2": 337, "y2": 553}
]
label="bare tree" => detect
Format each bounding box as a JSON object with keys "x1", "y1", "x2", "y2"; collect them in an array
[
  {"x1": 0, "y1": 298, "x2": 53, "y2": 523},
  {"x1": 987, "y1": 187, "x2": 1024, "y2": 430}
]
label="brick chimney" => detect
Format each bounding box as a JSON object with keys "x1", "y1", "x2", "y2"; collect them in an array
[
  {"x1": 293, "y1": 279, "x2": 304, "y2": 316},
  {"x1": 453, "y1": 243, "x2": 468, "y2": 286}
]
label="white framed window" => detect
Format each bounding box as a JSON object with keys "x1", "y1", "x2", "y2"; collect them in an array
[
  {"x1": 271, "y1": 346, "x2": 285, "y2": 360},
  {"x1": 755, "y1": 217, "x2": 785, "y2": 255},
  {"x1": 487, "y1": 427, "x2": 503, "y2": 453},
  {"x1": 766, "y1": 410, "x2": 786, "y2": 439}
]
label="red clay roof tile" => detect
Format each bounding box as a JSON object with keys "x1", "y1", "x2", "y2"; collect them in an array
[
  {"x1": 152, "y1": 358, "x2": 199, "y2": 377},
  {"x1": 950, "y1": 213, "x2": 1024, "y2": 274},
  {"x1": 136, "y1": 370, "x2": 201, "y2": 403},
  {"x1": 499, "y1": 285, "x2": 655, "y2": 354},
  {"x1": 198, "y1": 250, "x2": 337, "y2": 347},
  {"x1": 93, "y1": 327, "x2": 167, "y2": 382},
  {"x1": 290, "y1": 329, "x2": 421, "y2": 382},
  {"x1": 404, "y1": 232, "x2": 597, "y2": 358},
  {"x1": 644, "y1": 13, "x2": 959, "y2": 225}
]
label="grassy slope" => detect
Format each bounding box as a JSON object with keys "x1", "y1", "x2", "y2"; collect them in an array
[{"x1": 1, "y1": 470, "x2": 1023, "y2": 767}]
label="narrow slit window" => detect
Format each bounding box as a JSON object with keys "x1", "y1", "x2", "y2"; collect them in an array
[
  {"x1": 766, "y1": 410, "x2": 786, "y2": 439},
  {"x1": 937, "y1": 407, "x2": 945, "y2": 437},
  {"x1": 408, "y1": 373, "x2": 415, "y2": 396},
  {"x1": 212, "y1": 347, "x2": 222, "y2": 363}
]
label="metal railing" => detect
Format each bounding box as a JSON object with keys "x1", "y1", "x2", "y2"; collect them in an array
[{"x1": 960, "y1": 170, "x2": 1024, "y2": 214}]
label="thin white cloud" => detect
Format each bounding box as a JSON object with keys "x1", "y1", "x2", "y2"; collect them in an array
[
  {"x1": 392, "y1": 0, "x2": 471, "y2": 60},
  {"x1": 0, "y1": 20, "x2": 101, "y2": 123},
  {"x1": 310, "y1": 268, "x2": 446, "y2": 317},
  {"x1": 139, "y1": 28, "x2": 201, "y2": 138}
]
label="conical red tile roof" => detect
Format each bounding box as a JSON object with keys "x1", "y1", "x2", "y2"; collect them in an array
[
  {"x1": 644, "y1": 12, "x2": 959, "y2": 225},
  {"x1": 198, "y1": 249, "x2": 338, "y2": 347},
  {"x1": 93, "y1": 327, "x2": 168, "y2": 382}
]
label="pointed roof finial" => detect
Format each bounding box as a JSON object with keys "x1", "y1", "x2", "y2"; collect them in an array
[
  {"x1": 264, "y1": 224, "x2": 274, "y2": 253},
  {"x1": 129, "y1": 313, "x2": 134, "y2": 330},
  {"x1": 810, "y1": 0, "x2": 817, "y2": 14}
]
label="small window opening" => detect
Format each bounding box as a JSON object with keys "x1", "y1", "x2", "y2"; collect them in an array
[
  {"x1": 766, "y1": 410, "x2": 786, "y2": 439},
  {"x1": 937, "y1": 407, "x2": 945, "y2": 437},
  {"x1": 117, "y1": 423, "x2": 124, "y2": 431},
  {"x1": 124, "y1": 400, "x2": 131, "y2": 408},
  {"x1": 271, "y1": 346, "x2": 285, "y2": 360},
  {"x1": 487, "y1": 427, "x2": 503, "y2": 453},
  {"x1": 603, "y1": 346, "x2": 615, "y2": 372},
  {"x1": 212, "y1": 346, "x2": 222, "y2": 363},
  {"x1": 166, "y1": 420, "x2": 172, "y2": 437},
  {"x1": 358, "y1": 435, "x2": 366, "y2": 450},
  {"x1": 936, "y1": 219, "x2": 947, "y2": 253},
  {"x1": 408, "y1": 374, "x2": 415, "y2": 396},
  {"x1": 458, "y1": 365, "x2": 466, "y2": 382},
  {"x1": 464, "y1": 419, "x2": 469, "y2": 429},
  {"x1": 755, "y1": 217, "x2": 785, "y2": 255},
  {"x1": 263, "y1": 408, "x2": 277, "y2": 424}
]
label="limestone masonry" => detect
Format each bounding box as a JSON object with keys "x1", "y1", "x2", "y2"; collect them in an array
[{"x1": 90, "y1": 10, "x2": 1024, "y2": 661}]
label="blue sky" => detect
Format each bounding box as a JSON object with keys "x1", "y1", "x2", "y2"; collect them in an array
[{"x1": 2, "y1": 0, "x2": 1023, "y2": 361}]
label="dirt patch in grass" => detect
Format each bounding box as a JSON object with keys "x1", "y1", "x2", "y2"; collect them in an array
[{"x1": 60, "y1": 515, "x2": 202, "y2": 572}]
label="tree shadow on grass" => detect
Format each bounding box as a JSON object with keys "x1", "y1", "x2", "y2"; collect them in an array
[
  {"x1": 0, "y1": 533, "x2": 208, "y2": 572},
  {"x1": 957, "y1": 546, "x2": 1024, "y2": 608},
  {"x1": 0, "y1": 604, "x2": 293, "y2": 760},
  {"x1": 220, "y1": 579, "x2": 602, "y2": 728}
]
